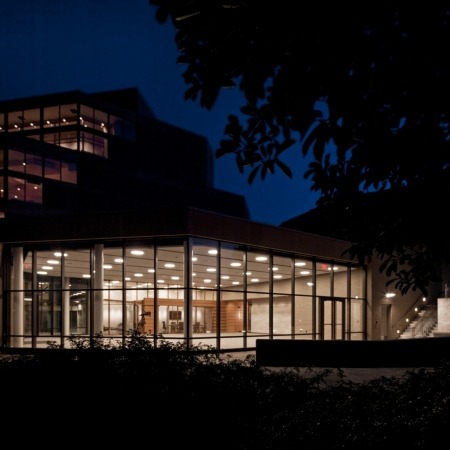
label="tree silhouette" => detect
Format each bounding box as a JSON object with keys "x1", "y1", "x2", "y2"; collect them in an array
[{"x1": 149, "y1": 1, "x2": 450, "y2": 296}]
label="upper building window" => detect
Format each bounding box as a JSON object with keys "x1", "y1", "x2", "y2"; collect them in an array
[
  {"x1": 2, "y1": 99, "x2": 135, "y2": 160},
  {"x1": 80, "y1": 104, "x2": 108, "y2": 133},
  {"x1": 7, "y1": 148, "x2": 76, "y2": 184},
  {"x1": 43, "y1": 104, "x2": 78, "y2": 128},
  {"x1": 7, "y1": 109, "x2": 40, "y2": 132},
  {"x1": 8, "y1": 176, "x2": 42, "y2": 204},
  {"x1": 25, "y1": 153, "x2": 43, "y2": 177},
  {"x1": 8, "y1": 110, "x2": 24, "y2": 132},
  {"x1": 80, "y1": 132, "x2": 108, "y2": 158},
  {"x1": 8, "y1": 149, "x2": 25, "y2": 172},
  {"x1": 110, "y1": 114, "x2": 136, "y2": 140}
]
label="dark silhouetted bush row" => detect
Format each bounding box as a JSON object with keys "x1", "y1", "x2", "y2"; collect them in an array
[{"x1": 1, "y1": 332, "x2": 449, "y2": 448}]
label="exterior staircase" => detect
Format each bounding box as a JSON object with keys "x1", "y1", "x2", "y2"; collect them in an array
[{"x1": 399, "y1": 304, "x2": 438, "y2": 339}]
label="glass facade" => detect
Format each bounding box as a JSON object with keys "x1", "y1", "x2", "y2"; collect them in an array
[
  {"x1": 2, "y1": 237, "x2": 367, "y2": 350},
  {"x1": 0, "y1": 97, "x2": 138, "y2": 214}
]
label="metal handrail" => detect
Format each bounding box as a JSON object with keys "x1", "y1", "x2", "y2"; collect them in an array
[
  {"x1": 409, "y1": 306, "x2": 437, "y2": 338},
  {"x1": 392, "y1": 295, "x2": 428, "y2": 336}
]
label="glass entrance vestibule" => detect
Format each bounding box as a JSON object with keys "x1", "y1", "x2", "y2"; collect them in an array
[{"x1": 2, "y1": 237, "x2": 367, "y2": 350}]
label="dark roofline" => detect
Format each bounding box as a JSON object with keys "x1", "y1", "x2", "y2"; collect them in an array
[
  {"x1": 0, "y1": 87, "x2": 155, "y2": 119},
  {"x1": 0, "y1": 207, "x2": 355, "y2": 263}
]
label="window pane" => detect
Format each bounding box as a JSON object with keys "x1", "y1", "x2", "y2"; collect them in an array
[
  {"x1": 8, "y1": 110, "x2": 23, "y2": 131},
  {"x1": 220, "y1": 244, "x2": 244, "y2": 292},
  {"x1": 124, "y1": 244, "x2": 156, "y2": 334},
  {"x1": 80, "y1": 132, "x2": 93, "y2": 153},
  {"x1": 23, "y1": 108, "x2": 40, "y2": 131},
  {"x1": 44, "y1": 158, "x2": 61, "y2": 180},
  {"x1": 25, "y1": 153, "x2": 42, "y2": 176},
  {"x1": 93, "y1": 135, "x2": 108, "y2": 158},
  {"x1": 332, "y1": 263, "x2": 348, "y2": 298},
  {"x1": 294, "y1": 259, "x2": 314, "y2": 295},
  {"x1": 43, "y1": 106, "x2": 59, "y2": 128},
  {"x1": 43, "y1": 132, "x2": 60, "y2": 145},
  {"x1": 192, "y1": 240, "x2": 218, "y2": 290},
  {"x1": 8, "y1": 177, "x2": 25, "y2": 200},
  {"x1": 273, "y1": 255, "x2": 292, "y2": 294},
  {"x1": 247, "y1": 250, "x2": 270, "y2": 293},
  {"x1": 80, "y1": 104, "x2": 94, "y2": 129},
  {"x1": 60, "y1": 104, "x2": 78, "y2": 126},
  {"x1": 61, "y1": 161, "x2": 77, "y2": 183},
  {"x1": 9, "y1": 149, "x2": 25, "y2": 172},
  {"x1": 316, "y1": 261, "x2": 334, "y2": 297},
  {"x1": 25, "y1": 181, "x2": 42, "y2": 204},
  {"x1": 95, "y1": 109, "x2": 108, "y2": 133},
  {"x1": 60, "y1": 131, "x2": 78, "y2": 150},
  {"x1": 295, "y1": 295, "x2": 314, "y2": 338}
]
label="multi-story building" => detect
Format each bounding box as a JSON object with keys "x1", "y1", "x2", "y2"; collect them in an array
[{"x1": 0, "y1": 88, "x2": 432, "y2": 352}]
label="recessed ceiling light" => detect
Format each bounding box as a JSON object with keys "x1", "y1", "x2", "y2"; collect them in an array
[
  {"x1": 295, "y1": 262, "x2": 306, "y2": 267},
  {"x1": 130, "y1": 250, "x2": 144, "y2": 255},
  {"x1": 114, "y1": 258, "x2": 124, "y2": 263},
  {"x1": 206, "y1": 268, "x2": 216, "y2": 272},
  {"x1": 208, "y1": 249, "x2": 218, "y2": 255},
  {"x1": 255, "y1": 256, "x2": 267, "y2": 261},
  {"x1": 230, "y1": 262, "x2": 241, "y2": 267},
  {"x1": 164, "y1": 263, "x2": 175, "y2": 268}
]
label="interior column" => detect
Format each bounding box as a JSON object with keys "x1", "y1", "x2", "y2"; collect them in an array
[
  {"x1": 12, "y1": 246, "x2": 24, "y2": 347},
  {"x1": 93, "y1": 244, "x2": 104, "y2": 335}
]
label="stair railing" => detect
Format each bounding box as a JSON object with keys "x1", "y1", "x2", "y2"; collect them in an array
[
  {"x1": 409, "y1": 305, "x2": 437, "y2": 338},
  {"x1": 392, "y1": 295, "x2": 428, "y2": 337}
]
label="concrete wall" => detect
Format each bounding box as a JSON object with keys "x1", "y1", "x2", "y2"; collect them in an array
[{"x1": 256, "y1": 337, "x2": 450, "y2": 367}]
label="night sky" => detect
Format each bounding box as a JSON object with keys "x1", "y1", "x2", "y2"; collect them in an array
[{"x1": 0, "y1": 0, "x2": 319, "y2": 225}]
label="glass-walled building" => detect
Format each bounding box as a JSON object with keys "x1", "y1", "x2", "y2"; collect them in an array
[
  {"x1": 0, "y1": 88, "x2": 428, "y2": 352},
  {"x1": 1, "y1": 209, "x2": 367, "y2": 350}
]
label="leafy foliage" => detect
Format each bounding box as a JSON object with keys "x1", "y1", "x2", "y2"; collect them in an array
[
  {"x1": 148, "y1": 1, "x2": 450, "y2": 295},
  {"x1": 2, "y1": 336, "x2": 450, "y2": 447}
]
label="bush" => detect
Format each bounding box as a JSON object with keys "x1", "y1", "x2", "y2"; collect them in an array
[{"x1": 1, "y1": 333, "x2": 449, "y2": 448}]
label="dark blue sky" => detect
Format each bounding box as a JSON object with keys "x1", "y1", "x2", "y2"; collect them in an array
[{"x1": 0, "y1": 0, "x2": 319, "y2": 225}]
